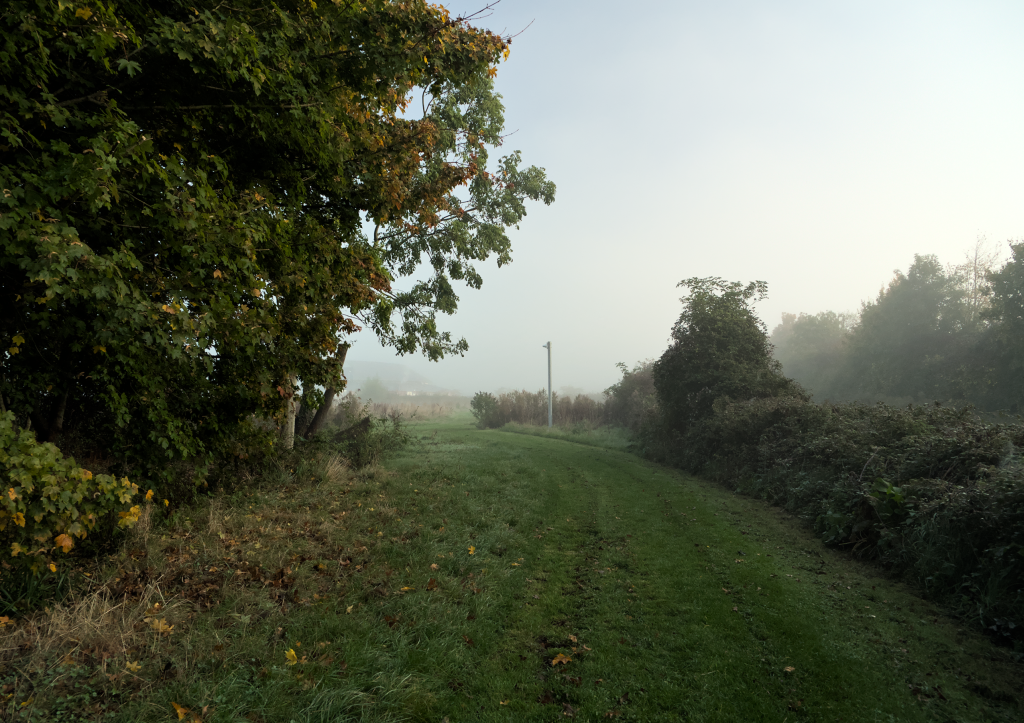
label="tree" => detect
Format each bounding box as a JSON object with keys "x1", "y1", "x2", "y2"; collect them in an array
[
  {"x1": 653, "y1": 278, "x2": 799, "y2": 436},
  {"x1": 983, "y1": 241, "x2": 1024, "y2": 413},
  {"x1": 1, "y1": 0, "x2": 536, "y2": 478},
  {"x1": 770, "y1": 311, "x2": 856, "y2": 400},
  {"x1": 838, "y1": 255, "x2": 969, "y2": 403}
]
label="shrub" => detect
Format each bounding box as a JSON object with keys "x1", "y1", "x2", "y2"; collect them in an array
[
  {"x1": 0, "y1": 412, "x2": 140, "y2": 575},
  {"x1": 653, "y1": 397, "x2": 1024, "y2": 645},
  {"x1": 470, "y1": 392, "x2": 502, "y2": 428},
  {"x1": 603, "y1": 360, "x2": 658, "y2": 433}
]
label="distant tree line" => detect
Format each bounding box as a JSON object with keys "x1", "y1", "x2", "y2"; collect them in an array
[{"x1": 771, "y1": 241, "x2": 1024, "y2": 414}]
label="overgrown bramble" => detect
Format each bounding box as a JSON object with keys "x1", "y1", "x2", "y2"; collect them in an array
[{"x1": 0, "y1": 412, "x2": 139, "y2": 574}]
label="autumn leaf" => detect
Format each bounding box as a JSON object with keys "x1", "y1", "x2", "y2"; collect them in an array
[
  {"x1": 430, "y1": 563, "x2": 439, "y2": 570},
  {"x1": 346, "y1": 605, "x2": 354, "y2": 614},
  {"x1": 0, "y1": 616, "x2": 12, "y2": 629},
  {"x1": 568, "y1": 634, "x2": 577, "y2": 643},
  {"x1": 400, "y1": 586, "x2": 415, "y2": 592},
  {"x1": 145, "y1": 489, "x2": 154, "y2": 501},
  {"x1": 286, "y1": 648, "x2": 298, "y2": 665},
  {"x1": 784, "y1": 666, "x2": 795, "y2": 673},
  {"x1": 75, "y1": 7, "x2": 93, "y2": 20},
  {"x1": 150, "y1": 618, "x2": 174, "y2": 635},
  {"x1": 48, "y1": 563, "x2": 57, "y2": 572},
  {"x1": 426, "y1": 578, "x2": 438, "y2": 590},
  {"x1": 550, "y1": 653, "x2": 571, "y2": 666},
  {"x1": 54, "y1": 534, "x2": 73, "y2": 553},
  {"x1": 468, "y1": 546, "x2": 475, "y2": 555},
  {"x1": 7, "y1": 488, "x2": 16, "y2": 501},
  {"x1": 125, "y1": 660, "x2": 142, "y2": 673},
  {"x1": 172, "y1": 702, "x2": 190, "y2": 720}
]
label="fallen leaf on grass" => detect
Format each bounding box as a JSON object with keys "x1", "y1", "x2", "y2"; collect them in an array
[
  {"x1": 125, "y1": 661, "x2": 141, "y2": 673},
  {"x1": 463, "y1": 635, "x2": 474, "y2": 646},
  {"x1": 430, "y1": 563, "x2": 439, "y2": 570},
  {"x1": 568, "y1": 634, "x2": 577, "y2": 643},
  {"x1": 784, "y1": 666, "x2": 795, "y2": 673},
  {"x1": 499, "y1": 700, "x2": 508, "y2": 705},
  {"x1": 285, "y1": 649, "x2": 298, "y2": 665},
  {"x1": 604, "y1": 712, "x2": 621, "y2": 719},
  {"x1": 427, "y1": 578, "x2": 438, "y2": 590},
  {"x1": 468, "y1": 546, "x2": 475, "y2": 555},
  {"x1": 346, "y1": 605, "x2": 354, "y2": 614},
  {"x1": 400, "y1": 586, "x2": 415, "y2": 592},
  {"x1": 172, "y1": 702, "x2": 190, "y2": 720},
  {"x1": 551, "y1": 653, "x2": 571, "y2": 666}
]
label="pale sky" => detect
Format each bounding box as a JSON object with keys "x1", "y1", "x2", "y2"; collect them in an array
[{"x1": 347, "y1": 0, "x2": 1024, "y2": 396}]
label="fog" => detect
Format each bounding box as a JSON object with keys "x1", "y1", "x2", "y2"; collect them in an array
[{"x1": 347, "y1": 0, "x2": 1024, "y2": 396}]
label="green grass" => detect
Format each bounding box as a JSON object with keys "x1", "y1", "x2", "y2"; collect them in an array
[{"x1": 4, "y1": 415, "x2": 1020, "y2": 722}]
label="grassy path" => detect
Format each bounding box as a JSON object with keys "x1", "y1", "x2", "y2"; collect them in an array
[
  {"x1": 392, "y1": 418, "x2": 1020, "y2": 722},
  {"x1": 10, "y1": 416, "x2": 1020, "y2": 722}
]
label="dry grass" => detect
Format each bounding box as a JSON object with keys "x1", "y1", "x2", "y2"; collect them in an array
[
  {"x1": 0, "y1": 582, "x2": 186, "y2": 666},
  {"x1": 366, "y1": 401, "x2": 464, "y2": 420}
]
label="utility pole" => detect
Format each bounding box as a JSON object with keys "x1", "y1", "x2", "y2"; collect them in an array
[{"x1": 542, "y1": 341, "x2": 552, "y2": 427}]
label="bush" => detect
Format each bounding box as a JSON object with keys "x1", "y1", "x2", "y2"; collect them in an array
[
  {"x1": 0, "y1": 412, "x2": 140, "y2": 575},
  {"x1": 651, "y1": 397, "x2": 1024, "y2": 646},
  {"x1": 603, "y1": 360, "x2": 658, "y2": 433},
  {"x1": 470, "y1": 390, "x2": 605, "y2": 429},
  {"x1": 470, "y1": 392, "x2": 502, "y2": 428}
]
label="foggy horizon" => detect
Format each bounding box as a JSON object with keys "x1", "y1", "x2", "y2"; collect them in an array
[{"x1": 346, "y1": 0, "x2": 1024, "y2": 396}]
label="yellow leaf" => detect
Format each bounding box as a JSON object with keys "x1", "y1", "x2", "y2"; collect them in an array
[
  {"x1": 400, "y1": 586, "x2": 415, "y2": 592},
  {"x1": 54, "y1": 534, "x2": 73, "y2": 553},
  {"x1": 252, "y1": 288, "x2": 262, "y2": 297},
  {"x1": 164, "y1": 499, "x2": 169, "y2": 507},
  {"x1": 48, "y1": 563, "x2": 56, "y2": 572},
  {"x1": 81, "y1": 469, "x2": 93, "y2": 480},
  {"x1": 346, "y1": 605, "x2": 353, "y2": 614},
  {"x1": 0, "y1": 616, "x2": 12, "y2": 629},
  {"x1": 173, "y1": 143, "x2": 182, "y2": 150},
  {"x1": 468, "y1": 546, "x2": 475, "y2": 555},
  {"x1": 172, "y1": 702, "x2": 190, "y2": 720},
  {"x1": 487, "y1": 66, "x2": 497, "y2": 78},
  {"x1": 10, "y1": 543, "x2": 23, "y2": 557},
  {"x1": 550, "y1": 653, "x2": 571, "y2": 666},
  {"x1": 150, "y1": 618, "x2": 174, "y2": 635},
  {"x1": 213, "y1": 270, "x2": 222, "y2": 279},
  {"x1": 12, "y1": 335, "x2": 24, "y2": 345},
  {"x1": 13, "y1": 513, "x2": 25, "y2": 527},
  {"x1": 784, "y1": 666, "x2": 795, "y2": 673},
  {"x1": 7, "y1": 488, "x2": 15, "y2": 501},
  {"x1": 285, "y1": 648, "x2": 298, "y2": 665},
  {"x1": 8, "y1": 347, "x2": 18, "y2": 355},
  {"x1": 75, "y1": 7, "x2": 93, "y2": 20},
  {"x1": 92, "y1": 345, "x2": 106, "y2": 354},
  {"x1": 145, "y1": 489, "x2": 154, "y2": 501},
  {"x1": 125, "y1": 660, "x2": 142, "y2": 673}
]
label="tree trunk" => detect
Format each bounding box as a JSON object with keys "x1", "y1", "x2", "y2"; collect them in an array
[
  {"x1": 282, "y1": 373, "x2": 298, "y2": 450},
  {"x1": 47, "y1": 387, "x2": 69, "y2": 443},
  {"x1": 304, "y1": 344, "x2": 350, "y2": 439}
]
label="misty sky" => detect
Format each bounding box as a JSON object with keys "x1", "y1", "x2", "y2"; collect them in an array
[{"x1": 347, "y1": 0, "x2": 1024, "y2": 396}]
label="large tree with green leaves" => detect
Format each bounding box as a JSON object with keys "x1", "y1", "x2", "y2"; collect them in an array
[
  {"x1": 1, "y1": 0, "x2": 552, "y2": 479},
  {"x1": 653, "y1": 278, "x2": 799, "y2": 437}
]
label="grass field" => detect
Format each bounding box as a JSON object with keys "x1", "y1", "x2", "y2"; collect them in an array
[{"x1": 4, "y1": 415, "x2": 1021, "y2": 722}]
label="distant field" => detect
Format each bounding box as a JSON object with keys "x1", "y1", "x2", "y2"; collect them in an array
[{"x1": 7, "y1": 417, "x2": 1020, "y2": 722}]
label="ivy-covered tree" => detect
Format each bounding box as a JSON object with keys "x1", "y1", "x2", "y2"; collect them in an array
[{"x1": 0, "y1": 0, "x2": 550, "y2": 478}]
